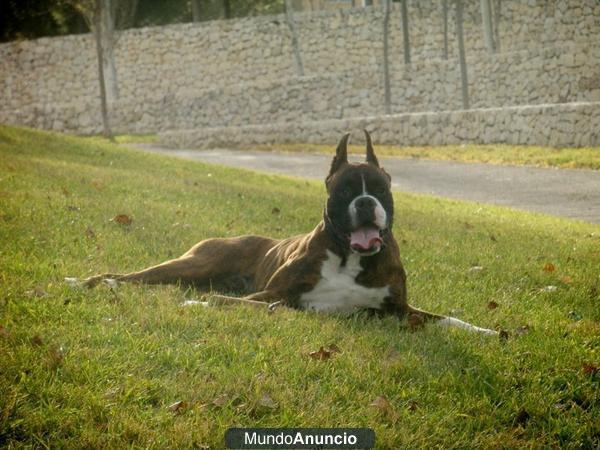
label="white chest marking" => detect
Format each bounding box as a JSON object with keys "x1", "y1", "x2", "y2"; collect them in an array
[{"x1": 299, "y1": 251, "x2": 390, "y2": 314}]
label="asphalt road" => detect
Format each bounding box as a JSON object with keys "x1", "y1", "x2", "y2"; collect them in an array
[{"x1": 133, "y1": 144, "x2": 600, "y2": 223}]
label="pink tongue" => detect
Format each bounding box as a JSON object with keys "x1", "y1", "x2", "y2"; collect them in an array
[{"x1": 350, "y1": 227, "x2": 382, "y2": 250}]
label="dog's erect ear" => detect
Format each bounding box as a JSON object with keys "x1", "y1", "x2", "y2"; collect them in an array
[
  {"x1": 327, "y1": 132, "x2": 350, "y2": 180},
  {"x1": 364, "y1": 129, "x2": 380, "y2": 167}
]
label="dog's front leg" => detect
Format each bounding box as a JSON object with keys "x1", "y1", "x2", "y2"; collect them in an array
[
  {"x1": 407, "y1": 305, "x2": 498, "y2": 335},
  {"x1": 204, "y1": 290, "x2": 286, "y2": 311}
]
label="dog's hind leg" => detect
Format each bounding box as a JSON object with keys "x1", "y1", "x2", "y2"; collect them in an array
[
  {"x1": 82, "y1": 256, "x2": 208, "y2": 288},
  {"x1": 81, "y1": 236, "x2": 278, "y2": 289}
]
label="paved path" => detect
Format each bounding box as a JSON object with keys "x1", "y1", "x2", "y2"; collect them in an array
[{"x1": 133, "y1": 144, "x2": 600, "y2": 223}]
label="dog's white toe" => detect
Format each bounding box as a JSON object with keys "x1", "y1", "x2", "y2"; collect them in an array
[
  {"x1": 64, "y1": 277, "x2": 82, "y2": 289},
  {"x1": 439, "y1": 316, "x2": 498, "y2": 335},
  {"x1": 181, "y1": 300, "x2": 210, "y2": 307}
]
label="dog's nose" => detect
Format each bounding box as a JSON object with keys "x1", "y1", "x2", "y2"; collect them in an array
[{"x1": 355, "y1": 196, "x2": 375, "y2": 211}]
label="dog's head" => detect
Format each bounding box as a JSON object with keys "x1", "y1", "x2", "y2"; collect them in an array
[{"x1": 325, "y1": 131, "x2": 393, "y2": 256}]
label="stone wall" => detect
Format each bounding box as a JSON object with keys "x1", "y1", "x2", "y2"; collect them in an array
[
  {"x1": 160, "y1": 102, "x2": 600, "y2": 148},
  {"x1": 0, "y1": 0, "x2": 599, "y2": 143},
  {"x1": 4, "y1": 42, "x2": 597, "y2": 136}
]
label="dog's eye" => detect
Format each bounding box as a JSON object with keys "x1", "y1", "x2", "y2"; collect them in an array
[{"x1": 374, "y1": 186, "x2": 388, "y2": 196}]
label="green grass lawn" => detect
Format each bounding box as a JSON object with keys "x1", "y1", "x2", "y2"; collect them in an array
[
  {"x1": 1, "y1": 125, "x2": 598, "y2": 448},
  {"x1": 244, "y1": 143, "x2": 600, "y2": 170}
]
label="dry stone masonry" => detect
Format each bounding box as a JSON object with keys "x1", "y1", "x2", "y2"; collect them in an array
[
  {"x1": 160, "y1": 102, "x2": 600, "y2": 149},
  {"x1": 0, "y1": 0, "x2": 598, "y2": 146}
]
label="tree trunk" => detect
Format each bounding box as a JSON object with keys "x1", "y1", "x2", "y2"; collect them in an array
[
  {"x1": 442, "y1": 0, "x2": 448, "y2": 59},
  {"x1": 113, "y1": 0, "x2": 139, "y2": 31},
  {"x1": 223, "y1": 0, "x2": 231, "y2": 18},
  {"x1": 455, "y1": 0, "x2": 469, "y2": 109},
  {"x1": 401, "y1": 0, "x2": 410, "y2": 64},
  {"x1": 191, "y1": 0, "x2": 202, "y2": 22},
  {"x1": 493, "y1": 0, "x2": 501, "y2": 52},
  {"x1": 285, "y1": 0, "x2": 304, "y2": 76},
  {"x1": 480, "y1": 0, "x2": 495, "y2": 53},
  {"x1": 383, "y1": 0, "x2": 391, "y2": 114},
  {"x1": 94, "y1": 0, "x2": 113, "y2": 140},
  {"x1": 99, "y1": 0, "x2": 119, "y2": 103}
]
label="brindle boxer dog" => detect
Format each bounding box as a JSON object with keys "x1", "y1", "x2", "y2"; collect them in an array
[{"x1": 78, "y1": 131, "x2": 496, "y2": 335}]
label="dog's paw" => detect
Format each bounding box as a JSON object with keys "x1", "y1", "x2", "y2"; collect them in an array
[
  {"x1": 267, "y1": 300, "x2": 285, "y2": 314},
  {"x1": 102, "y1": 278, "x2": 119, "y2": 290},
  {"x1": 181, "y1": 299, "x2": 210, "y2": 307},
  {"x1": 438, "y1": 316, "x2": 499, "y2": 336},
  {"x1": 64, "y1": 277, "x2": 82, "y2": 289}
]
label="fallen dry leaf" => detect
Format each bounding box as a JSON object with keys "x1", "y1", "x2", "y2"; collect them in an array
[
  {"x1": 111, "y1": 214, "x2": 132, "y2": 226},
  {"x1": 258, "y1": 394, "x2": 278, "y2": 409},
  {"x1": 582, "y1": 363, "x2": 598, "y2": 376},
  {"x1": 47, "y1": 346, "x2": 65, "y2": 370},
  {"x1": 515, "y1": 325, "x2": 532, "y2": 336},
  {"x1": 326, "y1": 343, "x2": 342, "y2": 354},
  {"x1": 103, "y1": 387, "x2": 121, "y2": 399},
  {"x1": 167, "y1": 400, "x2": 187, "y2": 413},
  {"x1": 407, "y1": 399, "x2": 419, "y2": 412},
  {"x1": 26, "y1": 285, "x2": 47, "y2": 298},
  {"x1": 369, "y1": 395, "x2": 394, "y2": 417},
  {"x1": 560, "y1": 276, "x2": 573, "y2": 284},
  {"x1": 212, "y1": 394, "x2": 229, "y2": 407},
  {"x1": 385, "y1": 348, "x2": 400, "y2": 361},
  {"x1": 91, "y1": 181, "x2": 104, "y2": 191},
  {"x1": 309, "y1": 346, "x2": 332, "y2": 361},
  {"x1": 0, "y1": 325, "x2": 10, "y2": 339},
  {"x1": 487, "y1": 301, "x2": 499, "y2": 310},
  {"x1": 407, "y1": 313, "x2": 425, "y2": 330},
  {"x1": 513, "y1": 408, "x2": 530, "y2": 427},
  {"x1": 543, "y1": 262, "x2": 556, "y2": 273}
]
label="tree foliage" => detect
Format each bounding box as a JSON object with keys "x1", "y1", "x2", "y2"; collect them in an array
[
  {"x1": 1, "y1": 0, "x2": 285, "y2": 42},
  {"x1": 0, "y1": 0, "x2": 85, "y2": 42}
]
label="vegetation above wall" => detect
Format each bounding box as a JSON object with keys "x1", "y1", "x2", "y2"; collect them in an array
[{"x1": 0, "y1": 0, "x2": 286, "y2": 43}]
